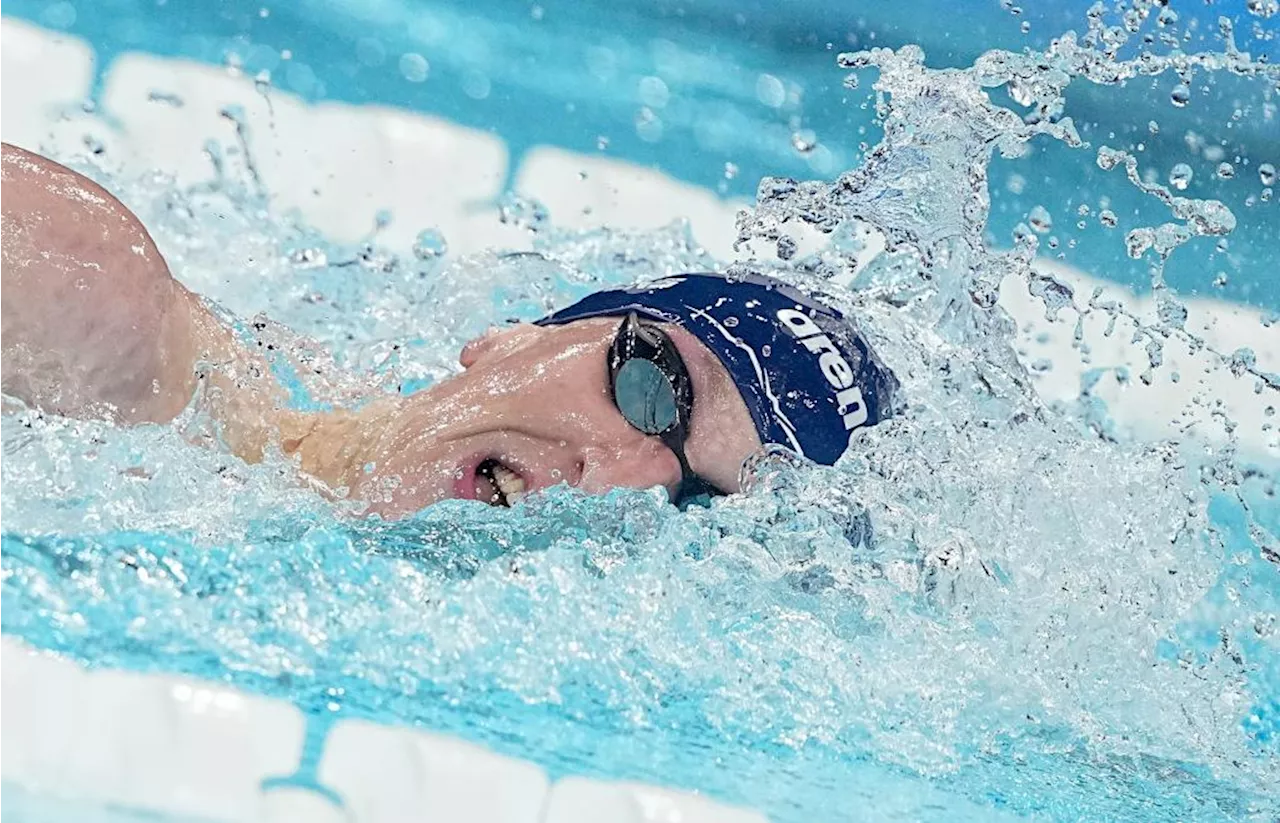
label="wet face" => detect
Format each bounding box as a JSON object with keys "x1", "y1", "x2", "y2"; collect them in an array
[{"x1": 357, "y1": 318, "x2": 762, "y2": 517}]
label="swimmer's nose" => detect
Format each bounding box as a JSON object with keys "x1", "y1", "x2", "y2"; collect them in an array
[{"x1": 577, "y1": 438, "x2": 681, "y2": 498}]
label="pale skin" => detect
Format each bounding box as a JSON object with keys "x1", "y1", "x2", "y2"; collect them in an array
[{"x1": 1, "y1": 144, "x2": 761, "y2": 518}]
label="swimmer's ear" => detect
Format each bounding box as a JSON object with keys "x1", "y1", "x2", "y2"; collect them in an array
[{"x1": 459, "y1": 322, "x2": 541, "y2": 368}]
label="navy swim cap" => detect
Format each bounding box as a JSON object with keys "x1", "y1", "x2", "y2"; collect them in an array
[{"x1": 536, "y1": 271, "x2": 898, "y2": 465}]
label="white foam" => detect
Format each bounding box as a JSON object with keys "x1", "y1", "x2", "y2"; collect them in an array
[
  {"x1": 318, "y1": 719, "x2": 550, "y2": 823},
  {"x1": 543, "y1": 777, "x2": 769, "y2": 823}
]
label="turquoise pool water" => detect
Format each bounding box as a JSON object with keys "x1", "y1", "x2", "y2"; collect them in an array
[{"x1": 3, "y1": 1, "x2": 1279, "y2": 821}]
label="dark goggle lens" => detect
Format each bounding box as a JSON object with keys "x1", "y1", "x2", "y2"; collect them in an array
[{"x1": 613, "y1": 358, "x2": 678, "y2": 435}]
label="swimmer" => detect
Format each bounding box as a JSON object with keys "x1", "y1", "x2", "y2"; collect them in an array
[{"x1": 1, "y1": 143, "x2": 898, "y2": 517}]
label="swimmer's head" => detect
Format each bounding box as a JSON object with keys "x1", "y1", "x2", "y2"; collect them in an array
[
  {"x1": 535, "y1": 271, "x2": 898, "y2": 465},
  {"x1": 359, "y1": 271, "x2": 898, "y2": 517}
]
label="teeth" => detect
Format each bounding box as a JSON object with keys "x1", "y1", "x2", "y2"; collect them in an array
[{"x1": 492, "y1": 464, "x2": 526, "y2": 502}]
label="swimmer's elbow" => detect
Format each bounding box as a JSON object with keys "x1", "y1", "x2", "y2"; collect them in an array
[{"x1": 1, "y1": 144, "x2": 196, "y2": 423}]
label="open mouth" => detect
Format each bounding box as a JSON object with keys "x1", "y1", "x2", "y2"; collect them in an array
[{"x1": 474, "y1": 457, "x2": 526, "y2": 507}]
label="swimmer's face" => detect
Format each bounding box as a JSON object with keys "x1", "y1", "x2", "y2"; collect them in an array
[{"x1": 357, "y1": 318, "x2": 762, "y2": 517}]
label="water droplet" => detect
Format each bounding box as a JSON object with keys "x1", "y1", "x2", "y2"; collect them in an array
[
  {"x1": 1099, "y1": 209, "x2": 1118, "y2": 228},
  {"x1": 399, "y1": 53, "x2": 429, "y2": 83},
  {"x1": 1157, "y1": 292, "x2": 1188, "y2": 329},
  {"x1": 497, "y1": 192, "x2": 550, "y2": 234},
  {"x1": 791, "y1": 129, "x2": 817, "y2": 154},
  {"x1": 1028, "y1": 205, "x2": 1053, "y2": 233},
  {"x1": 291, "y1": 247, "x2": 328, "y2": 268},
  {"x1": 1216, "y1": 162, "x2": 1235, "y2": 180},
  {"x1": 835, "y1": 51, "x2": 871, "y2": 69},
  {"x1": 1228, "y1": 347, "x2": 1257, "y2": 377},
  {"x1": 1259, "y1": 163, "x2": 1276, "y2": 186},
  {"x1": 412, "y1": 228, "x2": 448, "y2": 262},
  {"x1": 1169, "y1": 163, "x2": 1193, "y2": 190},
  {"x1": 1126, "y1": 227, "x2": 1155, "y2": 258},
  {"x1": 1247, "y1": 0, "x2": 1278, "y2": 18},
  {"x1": 1170, "y1": 83, "x2": 1191, "y2": 107},
  {"x1": 1008, "y1": 78, "x2": 1034, "y2": 106}
]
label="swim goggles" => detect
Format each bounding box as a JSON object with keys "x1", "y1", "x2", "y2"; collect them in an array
[{"x1": 608, "y1": 313, "x2": 721, "y2": 505}]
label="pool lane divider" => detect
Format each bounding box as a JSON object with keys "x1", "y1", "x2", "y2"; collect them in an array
[{"x1": 0, "y1": 636, "x2": 769, "y2": 822}]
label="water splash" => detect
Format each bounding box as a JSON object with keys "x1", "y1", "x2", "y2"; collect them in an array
[{"x1": 3, "y1": 3, "x2": 1279, "y2": 822}]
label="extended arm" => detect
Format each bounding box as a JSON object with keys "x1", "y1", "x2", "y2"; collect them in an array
[{"x1": 1, "y1": 143, "x2": 320, "y2": 464}]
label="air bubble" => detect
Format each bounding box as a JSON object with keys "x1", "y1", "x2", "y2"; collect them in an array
[
  {"x1": 1216, "y1": 162, "x2": 1235, "y2": 180},
  {"x1": 1170, "y1": 83, "x2": 1191, "y2": 107},
  {"x1": 1259, "y1": 163, "x2": 1276, "y2": 186},
  {"x1": 1169, "y1": 163, "x2": 1193, "y2": 190},
  {"x1": 791, "y1": 129, "x2": 818, "y2": 154},
  {"x1": 1099, "y1": 209, "x2": 1118, "y2": 228},
  {"x1": 412, "y1": 228, "x2": 448, "y2": 262}
]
